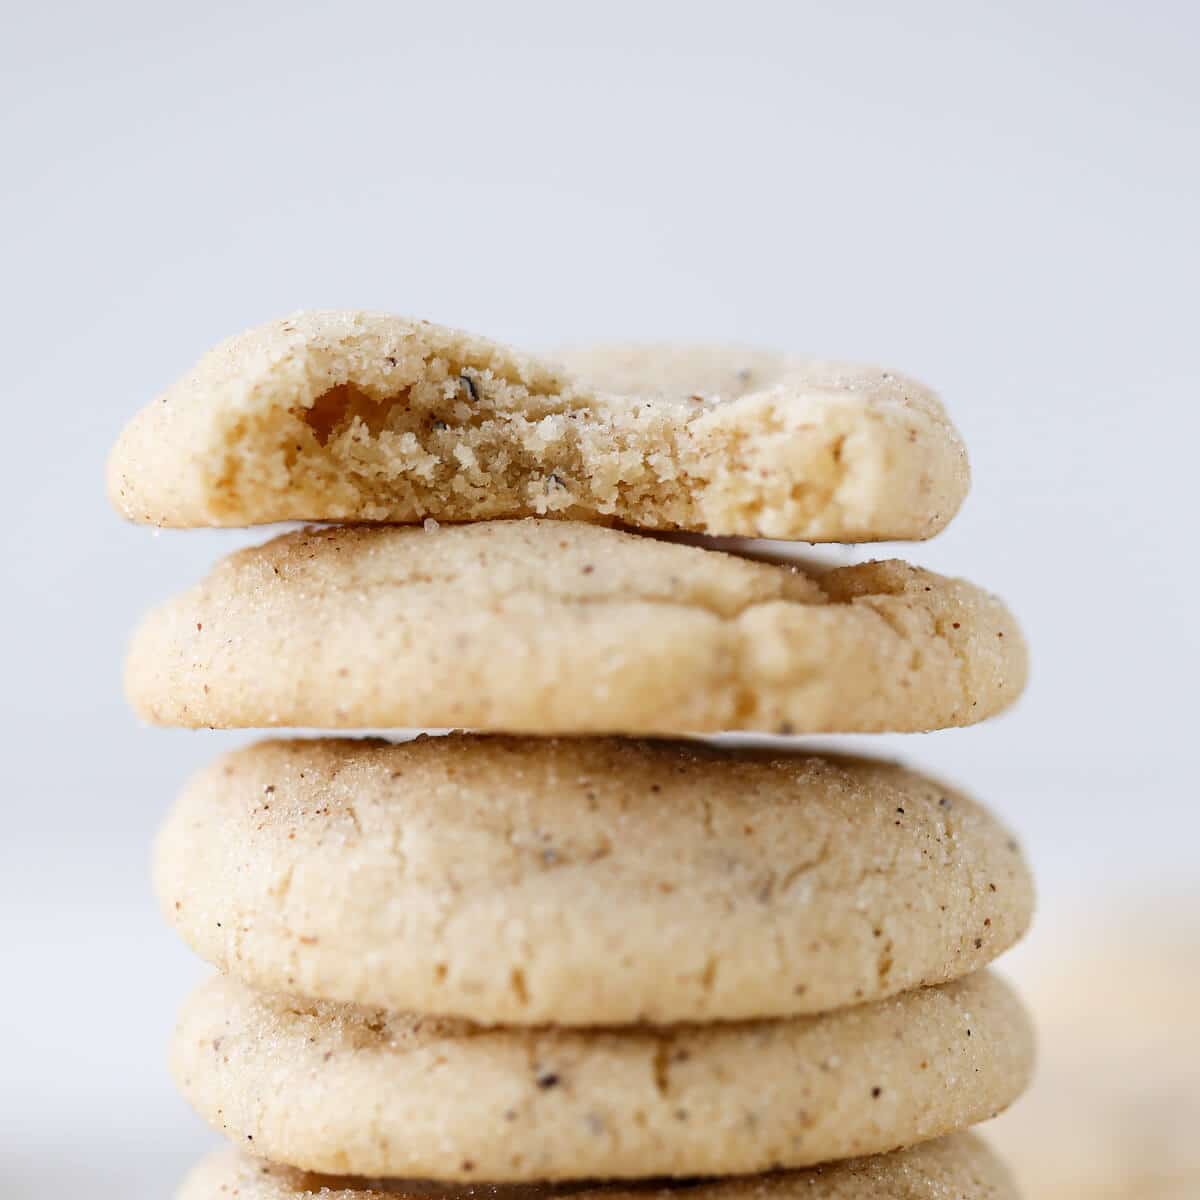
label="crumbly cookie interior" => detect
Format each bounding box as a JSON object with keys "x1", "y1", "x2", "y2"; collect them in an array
[{"x1": 215, "y1": 349, "x2": 849, "y2": 535}]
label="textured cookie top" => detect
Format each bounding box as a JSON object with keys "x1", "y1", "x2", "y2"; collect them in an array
[
  {"x1": 125, "y1": 520, "x2": 1026, "y2": 735},
  {"x1": 171, "y1": 971, "x2": 1032, "y2": 1181},
  {"x1": 106, "y1": 311, "x2": 968, "y2": 541},
  {"x1": 180, "y1": 1134, "x2": 1019, "y2": 1199},
  {"x1": 156, "y1": 735, "x2": 1033, "y2": 1024}
]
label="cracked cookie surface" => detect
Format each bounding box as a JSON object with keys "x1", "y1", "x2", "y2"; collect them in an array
[
  {"x1": 179, "y1": 1133, "x2": 1019, "y2": 1199},
  {"x1": 156, "y1": 735, "x2": 1032, "y2": 1025},
  {"x1": 106, "y1": 310, "x2": 968, "y2": 541},
  {"x1": 124, "y1": 520, "x2": 1026, "y2": 735},
  {"x1": 171, "y1": 971, "x2": 1031, "y2": 1181}
]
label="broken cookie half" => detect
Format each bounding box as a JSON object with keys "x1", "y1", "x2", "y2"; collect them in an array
[{"x1": 106, "y1": 310, "x2": 969, "y2": 540}]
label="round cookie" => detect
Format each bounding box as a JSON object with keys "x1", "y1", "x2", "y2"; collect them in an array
[
  {"x1": 170, "y1": 971, "x2": 1033, "y2": 1181},
  {"x1": 156, "y1": 735, "x2": 1033, "y2": 1025},
  {"x1": 106, "y1": 310, "x2": 968, "y2": 542},
  {"x1": 179, "y1": 1134, "x2": 1019, "y2": 1199},
  {"x1": 125, "y1": 520, "x2": 1026, "y2": 735}
]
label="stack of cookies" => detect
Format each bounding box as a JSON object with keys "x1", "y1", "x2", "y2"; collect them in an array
[{"x1": 109, "y1": 312, "x2": 1034, "y2": 1199}]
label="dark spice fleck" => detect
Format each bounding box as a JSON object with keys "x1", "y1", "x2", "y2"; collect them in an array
[
  {"x1": 459, "y1": 372, "x2": 479, "y2": 402},
  {"x1": 431, "y1": 419, "x2": 448, "y2": 431},
  {"x1": 871, "y1": 1087, "x2": 883, "y2": 1098},
  {"x1": 536, "y1": 1072, "x2": 560, "y2": 1090},
  {"x1": 974, "y1": 937, "x2": 983, "y2": 949}
]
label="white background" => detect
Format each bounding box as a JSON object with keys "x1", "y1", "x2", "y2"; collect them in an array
[{"x1": 1, "y1": 3, "x2": 1197, "y2": 1197}]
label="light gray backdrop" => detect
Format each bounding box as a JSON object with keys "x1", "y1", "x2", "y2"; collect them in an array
[{"x1": 1, "y1": 3, "x2": 1196, "y2": 1197}]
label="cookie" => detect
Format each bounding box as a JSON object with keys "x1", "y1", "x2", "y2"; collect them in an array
[
  {"x1": 125, "y1": 521, "x2": 1026, "y2": 735},
  {"x1": 170, "y1": 971, "x2": 1032, "y2": 1180},
  {"x1": 106, "y1": 311, "x2": 968, "y2": 541},
  {"x1": 179, "y1": 1134, "x2": 1019, "y2": 1199},
  {"x1": 155, "y1": 735, "x2": 1033, "y2": 1025}
]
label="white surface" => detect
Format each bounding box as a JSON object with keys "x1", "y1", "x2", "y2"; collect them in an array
[{"x1": 1, "y1": 3, "x2": 1198, "y2": 1196}]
